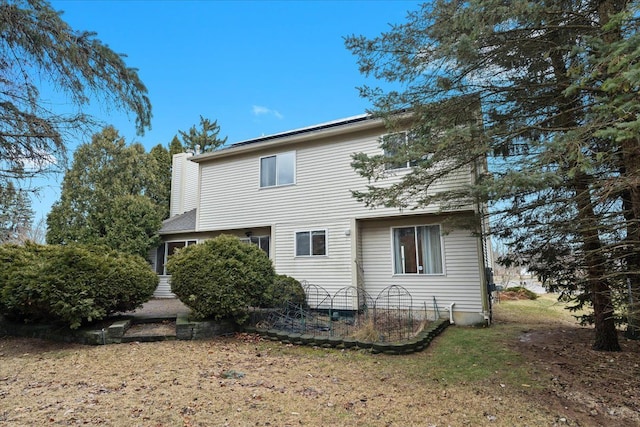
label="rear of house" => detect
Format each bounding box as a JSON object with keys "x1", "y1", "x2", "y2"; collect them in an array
[{"x1": 151, "y1": 114, "x2": 492, "y2": 325}]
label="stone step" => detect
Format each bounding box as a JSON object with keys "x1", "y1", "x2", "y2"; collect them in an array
[
  {"x1": 121, "y1": 334, "x2": 176, "y2": 343},
  {"x1": 121, "y1": 321, "x2": 177, "y2": 343}
]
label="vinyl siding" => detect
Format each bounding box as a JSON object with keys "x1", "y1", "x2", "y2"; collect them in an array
[
  {"x1": 197, "y1": 126, "x2": 473, "y2": 231},
  {"x1": 272, "y1": 219, "x2": 353, "y2": 296},
  {"x1": 176, "y1": 120, "x2": 485, "y2": 323},
  {"x1": 170, "y1": 153, "x2": 199, "y2": 217},
  {"x1": 359, "y1": 215, "x2": 484, "y2": 318}
]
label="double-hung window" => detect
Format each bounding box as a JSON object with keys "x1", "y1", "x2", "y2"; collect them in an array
[
  {"x1": 392, "y1": 225, "x2": 443, "y2": 274},
  {"x1": 260, "y1": 151, "x2": 295, "y2": 187},
  {"x1": 383, "y1": 131, "x2": 418, "y2": 170},
  {"x1": 295, "y1": 230, "x2": 326, "y2": 256}
]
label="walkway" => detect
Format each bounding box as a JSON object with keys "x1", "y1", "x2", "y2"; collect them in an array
[
  {"x1": 116, "y1": 299, "x2": 192, "y2": 342},
  {"x1": 122, "y1": 298, "x2": 191, "y2": 321}
]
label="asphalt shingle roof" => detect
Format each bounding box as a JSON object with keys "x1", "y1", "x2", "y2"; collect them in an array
[{"x1": 159, "y1": 208, "x2": 196, "y2": 234}]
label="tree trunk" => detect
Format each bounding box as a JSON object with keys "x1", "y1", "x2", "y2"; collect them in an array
[
  {"x1": 547, "y1": 9, "x2": 622, "y2": 350},
  {"x1": 598, "y1": 0, "x2": 639, "y2": 341},
  {"x1": 621, "y1": 141, "x2": 640, "y2": 340},
  {"x1": 592, "y1": 279, "x2": 622, "y2": 350},
  {"x1": 575, "y1": 174, "x2": 621, "y2": 351}
]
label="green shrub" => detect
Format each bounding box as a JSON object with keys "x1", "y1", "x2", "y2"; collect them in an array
[
  {"x1": 262, "y1": 274, "x2": 307, "y2": 308},
  {"x1": 0, "y1": 243, "x2": 157, "y2": 329},
  {"x1": 167, "y1": 234, "x2": 275, "y2": 323},
  {"x1": 92, "y1": 247, "x2": 160, "y2": 314}
]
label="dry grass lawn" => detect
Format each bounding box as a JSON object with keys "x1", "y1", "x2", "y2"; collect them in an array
[{"x1": 1, "y1": 295, "x2": 638, "y2": 426}]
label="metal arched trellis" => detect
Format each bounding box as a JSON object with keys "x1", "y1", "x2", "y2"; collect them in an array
[
  {"x1": 374, "y1": 285, "x2": 414, "y2": 342},
  {"x1": 330, "y1": 286, "x2": 374, "y2": 338},
  {"x1": 251, "y1": 281, "x2": 434, "y2": 342}
]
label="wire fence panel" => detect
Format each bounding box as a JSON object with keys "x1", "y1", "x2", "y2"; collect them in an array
[
  {"x1": 374, "y1": 285, "x2": 414, "y2": 342},
  {"x1": 330, "y1": 286, "x2": 375, "y2": 338},
  {"x1": 252, "y1": 281, "x2": 436, "y2": 342}
]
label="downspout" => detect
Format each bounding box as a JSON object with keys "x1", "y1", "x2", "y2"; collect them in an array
[
  {"x1": 482, "y1": 311, "x2": 491, "y2": 326},
  {"x1": 447, "y1": 302, "x2": 455, "y2": 325}
]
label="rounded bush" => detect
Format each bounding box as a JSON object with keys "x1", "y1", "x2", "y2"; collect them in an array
[
  {"x1": 0, "y1": 243, "x2": 157, "y2": 329},
  {"x1": 261, "y1": 274, "x2": 307, "y2": 308},
  {"x1": 167, "y1": 234, "x2": 275, "y2": 323}
]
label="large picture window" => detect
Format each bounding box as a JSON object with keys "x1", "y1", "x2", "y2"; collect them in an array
[
  {"x1": 295, "y1": 230, "x2": 326, "y2": 256},
  {"x1": 260, "y1": 151, "x2": 295, "y2": 187},
  {"x1": 392, "y1": 225, "x2": 443, "y2": 274}
]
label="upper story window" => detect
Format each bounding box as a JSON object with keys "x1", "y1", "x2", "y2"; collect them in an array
[
  {"x1": 260, "y1": 151, "x2": 295, "y2": 187},
  {"x1": 392, "y1": 225, "x2": 443, "y2": 275},
  {"x1": 383, "y1": 131, "x2": 418, "y2": 170},
  {"x1": 295, "y1": 229, "x2": 326, "y2": 256}
]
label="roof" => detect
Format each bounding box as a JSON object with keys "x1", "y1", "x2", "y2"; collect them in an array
[
  {"x1": 231, "y1": 114, "x2": 370, "y2": 147},
  {"x1": 190, "y1": 113, "x2": 383, "y2": 163},
  {"x1": 159, "y1": 208, "x2": 197, "y2": 235}
]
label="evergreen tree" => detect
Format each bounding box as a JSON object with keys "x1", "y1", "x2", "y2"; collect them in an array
[
  {"x1": 345, "y1": 0, "x2": 640, "y2": 350},
  {"x1": 0, "y1": 181, "x2": 33, "y2": 243},
  {"x1": 147, "y1": 144, "x2": 172, "y2": 220},
  {"x1": 0, "y1": 0, "x2": 151, "y2": 187},
  {"x1": 169, "y1": 135, "x2": 184, "y2": 156},
  {"x1": 46, "y1": 127, "x2": 161, "y2": 257},
  {"x1": 179, "y1": 116, "x2": 227, "y2": 153}
]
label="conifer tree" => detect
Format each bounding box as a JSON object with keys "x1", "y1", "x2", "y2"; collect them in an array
[
  {"x1": 0, "y1": 0, "x2": 151, "y2": 187},
  {"x1": 169, "y1": 135, "x2": 184, "y2": 156},
  {"x1": 46, "y1": 127, "x2": 161, "y2": 257},
  {"x1": 0, "y1": 181, "x2": 34, "y2": 243},
  {"x1": 179, "y1": 116, "x2": 227, "y2": 153},
  {"x1": 147, "y1": 144, "x2": 172, "y2": 220},
  {"x1": 346, "y1": 0, "x2": 640, "y2": 350}
]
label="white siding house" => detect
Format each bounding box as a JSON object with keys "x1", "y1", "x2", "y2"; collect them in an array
[{"x1": 154, "y1": 114, "x2": 492, "y2": 325}]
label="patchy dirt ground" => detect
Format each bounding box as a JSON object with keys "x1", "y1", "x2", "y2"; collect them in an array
[
  {"x1": 507, "y1": 325, "x2": 640, "y2": 426},
  {"x1": 491, "y1": 294, "x2": 640, "y2": 427},
  {"x1": 0, "y1": 302, "x2": 639, "y2": 426}
]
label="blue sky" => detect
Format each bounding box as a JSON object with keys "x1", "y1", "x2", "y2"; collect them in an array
[{"x1": 32, "y1": 0, "x2": 419, "y2": 220}]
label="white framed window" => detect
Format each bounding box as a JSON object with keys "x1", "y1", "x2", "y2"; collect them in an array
[
  {"x1": 260, "y1": 151, "x2": 295, "y2": 187},
  {"x1": 383, "y1": 131, "x2": 418, "y2": 170},
  {"x1": 239, "y1": 235, "x2": 270, "y2": 256},
  {"x1": 157, "y1": 240, "x2": 197, "y2": 275},
  {"x1": 295, "y1": 229, "x2": 327, "y2": 256},
  {"x1": 392, "y1": 225, "x2": 443, "y2": 275}
]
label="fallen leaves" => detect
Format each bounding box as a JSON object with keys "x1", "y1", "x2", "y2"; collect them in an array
[{"x1": 0, "y1": 326, "x2": 638, "y2": 426}]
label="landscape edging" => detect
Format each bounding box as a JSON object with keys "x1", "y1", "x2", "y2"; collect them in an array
[{"x1": 250, "y1": 318, "x2": 450, "y2": 355}]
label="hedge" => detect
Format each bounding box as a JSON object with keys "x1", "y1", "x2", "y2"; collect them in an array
[{"x1": 0, "y1": 243, "x2": 157, "y2": 329}]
